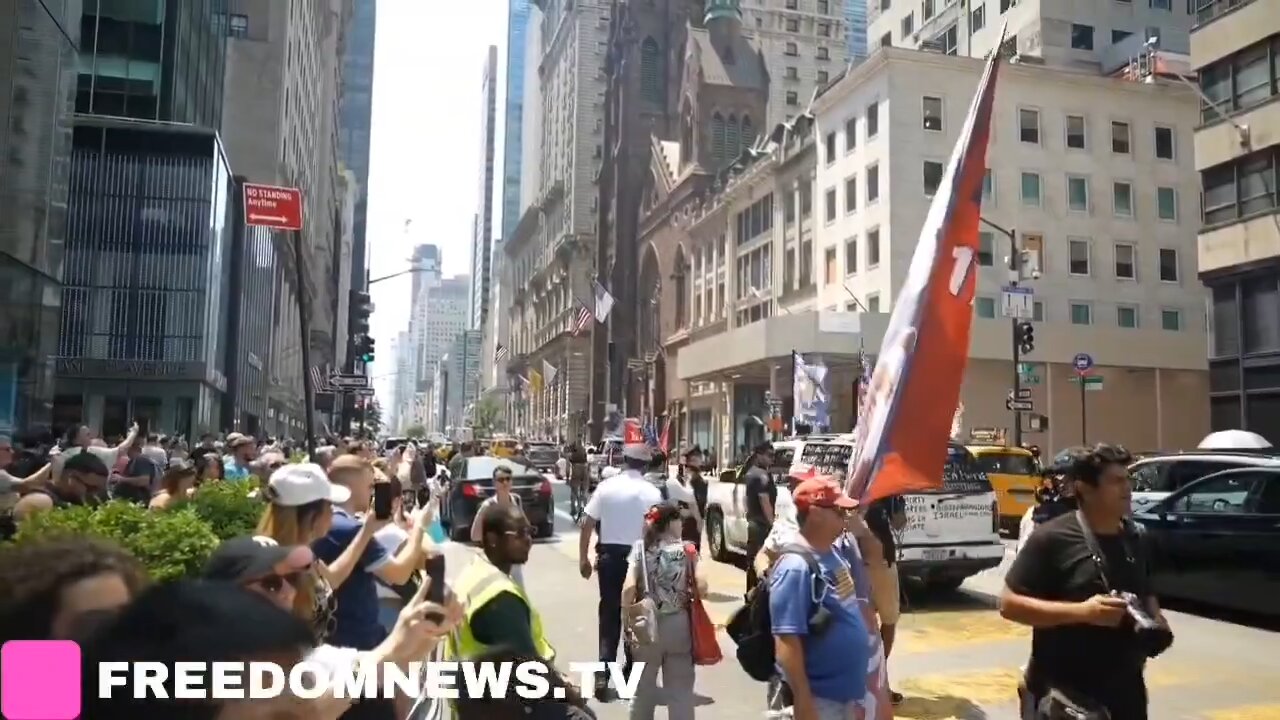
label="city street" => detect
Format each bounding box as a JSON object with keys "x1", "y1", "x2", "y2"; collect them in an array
[{"x1": 437, "y1": 479, "x2": 1280, "y2": 720}]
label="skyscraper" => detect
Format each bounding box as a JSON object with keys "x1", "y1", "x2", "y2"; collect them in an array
[
  {"x1": 0, "y1": 0, "x2": 79, "y2": 435},
  {"x1": 470, "y1": 46, "x2": 499, "y2": 333},
  {"x1": 845, "y1": 0, "x2": 867, "y2": 63},
  {"x1": 340, "y1": 0, "x2": 377, "y2": 339},
  {"x1": 501, "y1": 0, "x2": 531, "y2": 242}
]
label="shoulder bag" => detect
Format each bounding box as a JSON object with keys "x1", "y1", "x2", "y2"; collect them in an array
[
  {"x1": 624, "y1": 541, "x2": 660, "y2": 649},
  {"x1": 683, "y1": 543, "x2": 722, "y2": 665}
]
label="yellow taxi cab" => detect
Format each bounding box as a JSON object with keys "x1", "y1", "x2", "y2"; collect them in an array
[
  {"x1": 490, "y1": 437, "x2": 519, "y2": 459},
  {"x1": 966, "y1": 443, "x2": 1040, "y2": 533}
]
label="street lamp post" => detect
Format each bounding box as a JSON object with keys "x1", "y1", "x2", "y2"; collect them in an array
[{"x1": 979, "y1": 217, "x2": 1026, "y2": 447}]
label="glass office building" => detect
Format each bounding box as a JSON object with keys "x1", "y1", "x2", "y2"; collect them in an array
[
  {"x1": 0, "y1": 0, "x2": 80, "y2": 437},
  {"x1": 76, "y1": 0, "x2": 226, "y2": 127},
  {"x1": 54, "y1": 121, "x2": 234, "y2": 438},
  {"x1": 501, "y1": 0, "x2": 530, "y2": 242}
]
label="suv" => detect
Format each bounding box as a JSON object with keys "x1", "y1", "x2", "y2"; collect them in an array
[
  {"x1": 798, "y1": 438, "x2": 1004, "y2": 592},
  {"x1": 1128, "y1": 451, "x2": 1280, "y2": 513}
]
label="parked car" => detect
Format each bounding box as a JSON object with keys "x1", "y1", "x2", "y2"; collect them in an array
[
  {"x1": 1133, "y1": 466, "x2": 1280, "y2": 617},
  {"x1": 523, "y1": 442, "x2": 560, "y2": 473},
  {"x1": 704, "y1": 440, "x2": 804, "y2": 562},
  {"x1": 438, "y1": 456, "x2": 554, "y2": 541},
  {"x1": 968, "y1": 444, "x2": 1039, "y2": 534},
  {"x1": 1128, "y1": 451, "x2": 1280, "y2": 513}
]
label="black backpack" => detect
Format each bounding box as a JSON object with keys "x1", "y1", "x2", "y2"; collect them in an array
[{"x1": 725, "y1": 544, "x2": 832, "y2": 682}]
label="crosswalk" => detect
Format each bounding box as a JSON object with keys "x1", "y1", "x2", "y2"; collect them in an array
[{"x1": 538, "y1": 523, "x2": 1280, "y2": 720}]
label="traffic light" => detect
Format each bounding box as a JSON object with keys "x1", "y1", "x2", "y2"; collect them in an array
[
  {"x1": 1017, "y1": 321, "x2": 1035, "y2": 355},
  {"x1": 358, "y1": 336, "x2": 376, "y2": 364},
  {"x1": 349, "y1": 290, "x2": 372, "y2": 337}
]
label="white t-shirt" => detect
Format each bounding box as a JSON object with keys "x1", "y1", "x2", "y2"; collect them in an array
[
  {"x1": 374, "y1": 524, "x2": 411, "y2": 601},
  {"x1": 50, "y1": 445, "x2": 121, "y2": 481},
  {"x1": 585, "y1": 470, "x2": 663, "y2": 546}
]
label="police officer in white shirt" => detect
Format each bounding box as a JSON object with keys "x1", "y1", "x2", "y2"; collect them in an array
[{"x1": 578, "y1": 441, "x2": 663, "y2": 699}]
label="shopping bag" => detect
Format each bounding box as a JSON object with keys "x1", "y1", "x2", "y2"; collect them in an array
[{"x1": 684, "y1": 544, "x2": 722, "y2": 666}]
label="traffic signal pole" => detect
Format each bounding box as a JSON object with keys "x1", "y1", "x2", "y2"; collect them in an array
[
  {"x1": 292, "y1": 229, "x2": 317, "y2": 458},
  {"x1": 980, "y1": 217, "x2": 1022, "y2": 447}
]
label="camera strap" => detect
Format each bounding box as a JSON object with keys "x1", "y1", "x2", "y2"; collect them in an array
[{"x1": 1075, "y1": 510, "x2": 1145, "y2": 593}]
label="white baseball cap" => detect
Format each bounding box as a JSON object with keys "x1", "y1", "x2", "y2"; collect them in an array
[{"x1": 266, "y1": 463, "x2": 351, "y2": 506}]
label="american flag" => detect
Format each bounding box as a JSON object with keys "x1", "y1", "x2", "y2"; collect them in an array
[
  {"x1": 641, "y1": 415, "x2": 660, "y2": 447},
  {"x1": 571, "y1": 304, "x2": 593, "y2": 336},
  {"x1": 310, "y1": 366, "x2": 332, "y2": 393},
  {"x1": 494, "y1": 343, "x2": 508, "y2": 362}
]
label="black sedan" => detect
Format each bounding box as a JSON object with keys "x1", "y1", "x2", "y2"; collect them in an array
[
  {"x1": 439, "y1": 456, "x2": 555, "y2": 542},
  {"x1": 1133, "y1": 466, "x2": 1280, "y2": 618}
]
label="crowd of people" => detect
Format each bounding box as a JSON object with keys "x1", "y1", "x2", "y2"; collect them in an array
[{"x1": 0, "y1": 420, "x2": 1174, "y2": 720}]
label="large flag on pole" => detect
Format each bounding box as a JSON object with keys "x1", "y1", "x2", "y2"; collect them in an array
[{"x1": 846, "y1": 29, "x2": 1006, "y2": 505}]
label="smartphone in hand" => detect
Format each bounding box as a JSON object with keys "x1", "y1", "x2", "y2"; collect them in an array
[
  {"x1": 373, "y1": 482, "x2": 393, "y2": 520},
  {"x1": 423, "y1": 554, "x2": 446, "y2": 623}
]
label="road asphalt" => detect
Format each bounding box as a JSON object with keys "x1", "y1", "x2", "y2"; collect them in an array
[{"x1": 435, "y1": 479, "x2": 1280, "y2": 720}]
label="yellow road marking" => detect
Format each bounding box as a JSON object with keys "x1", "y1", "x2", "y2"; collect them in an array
[
  {"x1": 895, "y1": 610, "x2": 1028, "y2": 653},
  {"x1": 1204, "y1": 706, "x2": 1280, "y2": 720}
]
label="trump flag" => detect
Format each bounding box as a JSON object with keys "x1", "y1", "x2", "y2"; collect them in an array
[{"x1": 846, "y1": 28, "x2": 1006, "y2": 505}]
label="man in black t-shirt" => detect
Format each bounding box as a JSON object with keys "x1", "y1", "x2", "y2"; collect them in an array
[
  {"x1": 1000, "y1": 444, "x2": 1170, "y2": 720},
  {"x1": 742, "y1": 442, "x2": 776, "y2": 595}
]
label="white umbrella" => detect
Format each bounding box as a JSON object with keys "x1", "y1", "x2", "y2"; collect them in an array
[{"x1": 1196, "y1": 430, "x2": 1273, "y2": 450}]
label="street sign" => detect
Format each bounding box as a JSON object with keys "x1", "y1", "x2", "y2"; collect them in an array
[
  {"x1": 1001, "y1": 285, "x2": 1034, "y2": 320},
  {"x1": 353, "y1": 387, "x2": 375, "y2": 397},
  {"x1": 1020, "y1": 374, "x2": 1041, "y2": 385},
  {"x1": 1070, "y1": 375, "x2": 1104, "y2": 391},
  {"x1": 1072, "y1": 352, "x2": 1094, "y2": 374},
  {"x1": 1006, "y1": 398, "x2": 1034, "y2": 411},
  {"x1": 1009, "y1": 388, "x2": 1032, "y2": 400},
  {"x1": 1017, "y1": 362, "x2": 1036, "y2": 374},
  {"x1": 243, "y1": 183, "x2": 303, "y2": 231},
  {"x1": 329, "y1": 373, "x2": 370, "y2": 390}
]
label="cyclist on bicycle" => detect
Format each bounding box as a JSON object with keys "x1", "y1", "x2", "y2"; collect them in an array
[{"x1": 565, "y1": 436, "x2": 590, "y2": 519}]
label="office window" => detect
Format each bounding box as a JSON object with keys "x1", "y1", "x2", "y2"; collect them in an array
[
  {"x1": 1111, "y1": 121, "x2": 1131, "y2": 154},
  {"x1": 845, "y1": 237, "x2": 858, "y2": 274},
  {"x1": 881, "y1": 32, "x2": 892, "y2": 47},
  {"x1": 817, "y1": 47, "x2": 830, "y2": 60},
  {"x1": 786, "y1": 18, "x2": 800, "y2": 32},
  {"x1": 1114, "y1": 243, "x2": 1136, "y2": 279},
  {"x1": 786, "y1": 66, "x2": 799, "y2": 80},
  {"x1": 1033, "y1": 301, "x2": 1045, "y2": 322},
  {"x1": 868, "y1": 227, "x2": 881, "y2": 266},
  {"x1": 901, "y1": 13, "x2": 914, "y2": 36},
  {"x1": 1202, "y1": 148, "x2": 1280, "y2": 226},
  {"x1": 1157, "y1": 186, "x2": 1177, "y2": 221},
  {"x1": 923, "y1": 96, "x2": 943, "y2": 132},
  {"x1": 785, "y1": 42, "x2": 799, "y2": 56},
  {"x1": 825, "y1": 132, "x2": 837, "y2": 164},
  {"x1": 229, "y1": 13, "x2": 249, "y2": 38},
  {"x1": 976, "y1": 297, "x2": 997, "y2": 318},
  {"x1": 1159, "y1": 248, "x2": 1179, "y2": 282},
  {"x1": 825, "y1": 188, "x2": 837, "y2": 222},
  {"x1": 786, "y1": 91, "x2": 799, "y2": 105},
  {"x1": 845, "y1": 117, "x2": 857, "y2": 151},
  {"x1": 867, "y1": 164, "x2": 880, "y2": 202},
  {"x1": 824, "y1": 247, "x2": 837, "y2": 283},
  {"x1": 1199, "y1": 38, "x2": 1280, "y2": 120},
  {"x1": 818, "y1": 22, "x2": 832, "y2": 37},
  {"x1": 1023, "y1": 233, "x2": 1044, "y2": 273},
  {"x1": 971, "y1": 4, "x2": 986, "y2": 31},
  {"x1": 1112, "y1": 29, "x2": 1132, "y2": 44},
  {"x1": 1150, "y1": 0, "x2": 1171, "y2": 9},
  {"x1": 978, "y1": 231, "x2": 995, "y2": 266},
  {"x1": 923, "y1": 161, "x2": 944, "y2": 196},
  {"x1": 818, "y1": 0, "x2": 830, "y2": 13},
  {"x1": 1161, "y1": 309, "x2": 1182, "y2": 331},
  {"x1": 1019, "y1": 108, "x2": 1040, "y2": 144},
  {"x1": 867, "y1": 102, "x2": 880, "y2": 137},
  {"x1": 982, "y1": 169, "x2": 995, "y2": 204},
  {"x1": 1068, "y1": 239, "x2": 1091, "y2": 276},
  {"x1": 817, "y1": 70, "x2": 829, "y2": 84},
  {"x1": 786, "y1": 0, "x2": 797, "y2": 7},
  {"x1": 924, "y1": 0, "x2": 936, "y2": 18},
  {"x1": 845, "y1": 175, "x2": 857, "y2": 213},
  {"x1": 1070, "y1": 302, "x2": 1093, "y2": 325},
  {"x1": 1020, "y1": 172, "x2": 1042, "y2": 206},
  {"x1": 867, "y1": 294, "x2": 881, "y2": 313},
  {"x1": 1117, "y1": 305, "x2": 1139, "y2": 329},
  {"x1": 1067, "y1": 176, "x2": 1089, "y2": 212},
  {"x1": 1066, "y1": 115, "x2": 1087, "y2": 149},
  {"x1": 1154, "y1": 125, "x2": 1176, "y2": 160},
  {"x1": 1000, "y1": 0, "x2": 1017, "y2": 10},
  {"x1": 1070, "y1": 24, "x2": 1094, "y2": 50},
  {"x1": 1113, "y1": 181, "x2": 1134, "y2": 217}
]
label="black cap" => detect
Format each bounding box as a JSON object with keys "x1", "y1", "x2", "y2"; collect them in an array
[{"x1": 202, "y1": 536, "x2": 313, "y2": 583}]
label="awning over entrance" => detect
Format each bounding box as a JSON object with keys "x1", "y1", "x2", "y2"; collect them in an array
[{"x1": 676, "y1": 310, "x2": 891, "y2": 382}]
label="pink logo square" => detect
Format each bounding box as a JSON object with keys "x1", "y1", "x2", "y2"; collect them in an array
[{"x1": 1, "y1": 641, "x2": 82, "y2": 720}]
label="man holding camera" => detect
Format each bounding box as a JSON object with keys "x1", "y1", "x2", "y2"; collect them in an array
[{"x1": 1000, "y1": 444, "x2": 1173, "y2": 720}]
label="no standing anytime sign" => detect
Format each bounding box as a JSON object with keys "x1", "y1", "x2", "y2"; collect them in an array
[{"x1": 243, "y1": 183, "x2": 304, "y2": 231}]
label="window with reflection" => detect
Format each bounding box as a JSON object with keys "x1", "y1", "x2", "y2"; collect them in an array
[{"x1": 1176, "y1": 473, "x2": 1262, "y2": 514}]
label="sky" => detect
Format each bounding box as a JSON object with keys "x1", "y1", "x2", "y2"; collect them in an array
[{"x1": 365, "y1": 0, "x2": 509, "y2": 400}]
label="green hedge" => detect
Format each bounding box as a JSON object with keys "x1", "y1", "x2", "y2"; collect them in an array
[{"x1": 9, "y1": 479, "x2": 267, "y2": 582}]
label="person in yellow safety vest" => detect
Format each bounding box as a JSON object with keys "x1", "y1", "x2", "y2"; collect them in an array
[{"x1": 447, "y1": 503, "x2": 555, "y2": 663}]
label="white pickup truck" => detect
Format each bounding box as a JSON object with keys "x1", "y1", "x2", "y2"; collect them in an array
[
  {"x1": 703, "y1": 440, "x2": 804, "y2": 561},
  {"x1": 705, "y1": 436, "x2": 1005, "y2": 592}
]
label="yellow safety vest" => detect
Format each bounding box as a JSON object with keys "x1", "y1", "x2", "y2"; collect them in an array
[{"x1": 447, "y1": 557, "x2": 555, "y2": 663}]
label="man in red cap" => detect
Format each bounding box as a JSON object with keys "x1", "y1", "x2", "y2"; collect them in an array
[{"x1": 768, "y1": 476, "x2": 874, "y2": 720}]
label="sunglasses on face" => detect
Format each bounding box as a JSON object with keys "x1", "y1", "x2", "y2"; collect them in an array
[{"x1": 249, "y1": 572, "x2": 304, "y2": 594}]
